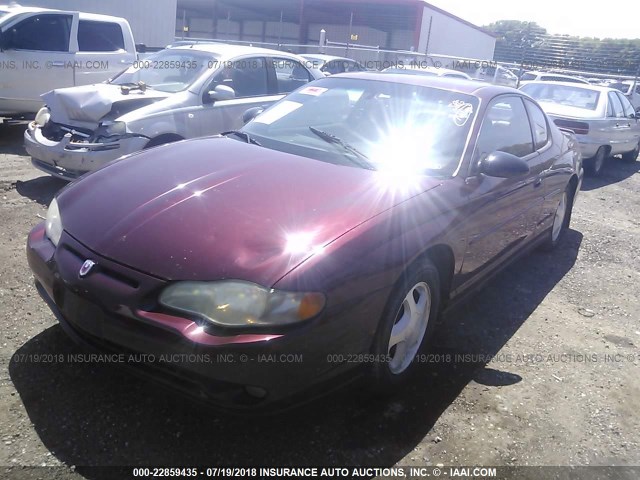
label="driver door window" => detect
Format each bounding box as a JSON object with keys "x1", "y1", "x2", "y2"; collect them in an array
[
  {"x1": 608, "y1": 92, "x2": 624, "y2": 118},
  {"x1": 206, "y1": 57, "x2": 268, "y2": 99},
  {"x1": 473, "y1": 96, "x2": 535, "y2": 171}
]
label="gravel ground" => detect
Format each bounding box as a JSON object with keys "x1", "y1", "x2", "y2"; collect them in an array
[{"x1": 1, "y1": 123, "x2": 639, "y2": 479}]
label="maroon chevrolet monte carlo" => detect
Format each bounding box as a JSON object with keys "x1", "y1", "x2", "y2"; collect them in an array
[{"x1": 26, "y1": 73, "x2": 583, "y2": 408}]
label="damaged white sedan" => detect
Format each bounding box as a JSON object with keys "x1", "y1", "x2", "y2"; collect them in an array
[{"x1": 24, "y1": 43, "x2": 322, "y2": 180}]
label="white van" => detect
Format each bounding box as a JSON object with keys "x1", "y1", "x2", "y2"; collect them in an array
[{"x1": 0, "y1": 4, "x2": 136, "y2": 117}]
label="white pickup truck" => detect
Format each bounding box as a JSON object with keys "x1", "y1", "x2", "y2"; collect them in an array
[{"x1": 0, "y1": 4, "x2": 136, "y2": 118}]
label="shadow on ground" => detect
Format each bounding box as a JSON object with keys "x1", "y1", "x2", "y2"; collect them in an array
[
  {"x1": 9, "y1": 231, "x2": 582, "y2": 477},
  {"x1": 581, "y1": 157, "x2": 640, "y2": 191},
  {"x1": 15, "y1": 176, "x2": 68, "y2": 206},
  {"x1": 0, "y1": 123, "x2": 28, "y2": 156}
]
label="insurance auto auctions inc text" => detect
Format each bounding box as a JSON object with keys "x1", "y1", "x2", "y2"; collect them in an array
[{"x1": 255, "y1": 467, "x2": 496, "y2": 477}]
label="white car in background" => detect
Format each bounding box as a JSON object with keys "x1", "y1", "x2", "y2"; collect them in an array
[
  {"x1": 24, "y1": 44, "x2": 323, "y2": 180},
  {"x1": 0, "y1": 4, "x2": 136, "y2": 117},
  {"x1": 382, "y1": 65, "x2": 472, "y2": 80},
  {"x1": 519, "y1": 71, "x2": 589, "y2": 87},
  {"x1": 521, "y1": 81, "x2": 640, "y2": 176},
  {"x1": 472, "y1": 65, "x2": 519, "y2": 87}
]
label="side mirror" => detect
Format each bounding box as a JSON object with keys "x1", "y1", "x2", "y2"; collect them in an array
[
  {"x1": 205, "y1": 85, "x2": 235, "y2": 103},
  {"x1": 636, "y1": 106, "x2": 640, "y2": 114},
  {"x1": 479, "y1": 151, "x2": 530, "y2": 178},
  {"x1": 242, "y1": 106, "x2": 264, "y2": 124}
]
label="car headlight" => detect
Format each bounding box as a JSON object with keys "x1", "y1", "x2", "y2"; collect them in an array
[
  {"x1": 159, "y1": 280, "x2": 326, "y2": 328},
  {"x1": 45, "y1": 198, "x2": 62, "y2": 246},
  {"x1": 101, "y1": 121, "x2": 127, "y2": 136},
  {"x1": 35, "y1": 107, "x2": 50, "y2": 127}
]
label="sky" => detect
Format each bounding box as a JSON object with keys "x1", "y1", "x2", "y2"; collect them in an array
[{"x1": 426, "y1": 0, "x2": 640, "y2": 39}]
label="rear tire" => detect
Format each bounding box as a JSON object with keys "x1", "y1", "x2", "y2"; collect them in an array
[
  {"x1": 621, "y1": 141, "x2": 640, "y2": 162},
  {"x1": 584, "y1": 147, "x2": 607, "y2": 176},
  {"x1": 369, "y1": 259, "x2": 440, "y2": 393}
]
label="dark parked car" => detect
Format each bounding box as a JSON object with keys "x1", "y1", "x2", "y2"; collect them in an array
[{"x1": 27, "y1": 74, "x2": 583, "y2": 408}]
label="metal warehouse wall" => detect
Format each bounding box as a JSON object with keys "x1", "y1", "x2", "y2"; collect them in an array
[
  {"x1": 418, "y1": 6, "x2": 495, "y2": 61},
  {"x1": 14, "y1": 0, "x2": 177, "y2": 47}
]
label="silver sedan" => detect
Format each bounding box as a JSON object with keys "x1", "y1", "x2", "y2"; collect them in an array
[{"x1": 521, "y1": 81, "x2": 640, "y2": 176}]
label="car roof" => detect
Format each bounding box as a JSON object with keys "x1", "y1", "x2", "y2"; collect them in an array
[
  {"x1": 336, "y1": 71, "x2": 516, "y2": 97},
  {"x1": 302, "y1": 54, "x2": 354, "y2": 62},
  {"x1": 0, "y1": 4, "x2": 127, "y2": 23},
  {"x1": 520, "y1": 80, "x2": 621, "y2": 93},
  {"x1": 171, "y1": 43, "x2": 305, "y2": 59},
  {"x1": 382, "y1": 65, "x2": 471, "y2": 77},
  {"x1": 0, "y1": 4, "x2": 49, "y2": 15}
]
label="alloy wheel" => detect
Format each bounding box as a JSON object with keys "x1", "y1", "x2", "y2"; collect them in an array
[{"x1": 387, "y1": 282, "x2": 431, "y2": 374}]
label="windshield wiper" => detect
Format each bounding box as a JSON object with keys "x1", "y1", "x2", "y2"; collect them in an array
[
  {"x1": 308, "y1": 127, "x2": 375, "y2": 170},
  {"x1": 222, "y1": 130, "x2": 262, "y2": 146}
]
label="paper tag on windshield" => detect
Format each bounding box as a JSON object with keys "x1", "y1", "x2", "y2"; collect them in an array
[
  {"x1": 299, "y1": 86, "x2": 328, "y2": 96},
  {"x1": 253, "y1": 101, "x2": 303, "y2": 125}
]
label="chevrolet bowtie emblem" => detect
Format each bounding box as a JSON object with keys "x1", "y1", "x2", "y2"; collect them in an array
[{"x1": 79, "y1": 259, "x2": 96, "y2": 278}]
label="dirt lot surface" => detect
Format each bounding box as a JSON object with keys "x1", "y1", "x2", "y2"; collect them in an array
[{"x1": 1, "y1": 123, "x2": 639, "y2": 479}]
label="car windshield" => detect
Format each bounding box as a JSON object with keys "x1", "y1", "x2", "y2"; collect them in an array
[
  {"x1": 521, "y1": 83, "x2": 600, "y2": 110},
  {"x1": 109, "y1": 49, "x2": 215, "y2": 93},
  {"x1": 243, "y1": 77, "x2": 479, "y2": 176}
]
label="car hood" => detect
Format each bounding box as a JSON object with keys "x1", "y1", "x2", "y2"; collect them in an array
[
  {"x1": 58, "y1": 137, "x2": 441, "y2": 286},
  {"x1": 43, "y1": 83, "x2": 170, "y2": 127}
]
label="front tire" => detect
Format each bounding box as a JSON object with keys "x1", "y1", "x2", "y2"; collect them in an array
[
  {"x1": 369, "y1": 259, "x2": 440, "y2": 392},
  {"x1": 541, "y1": 187, "x2": 571, "y2": 251}
]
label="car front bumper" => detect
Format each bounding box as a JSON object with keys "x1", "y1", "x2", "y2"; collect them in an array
[
  {"x1": 26, "y1": 223, "x2": 372, "y2": 409},
  {"x1": 24, "y1": 122, "x2": 148, "y2": 181}
]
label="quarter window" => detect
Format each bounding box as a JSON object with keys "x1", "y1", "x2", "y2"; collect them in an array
[
  {"x1": 344, "y1": 60, "x2": 364, "y2": 72},
  {"x1": 616, "y1": 92, "x2": 635, "y2": 118},
  {"x1": 524, "y1": 100, "x2": 549, "y2": 150},
  {"x1": 323, "y1": 61, "x2": 342, "y2": 75},
  {"x1": 4, "y1": 14, "x2": 71, "y2": 52},
  {"x1": 474, "y1": 96, "x2": 535, "y2": 165}
]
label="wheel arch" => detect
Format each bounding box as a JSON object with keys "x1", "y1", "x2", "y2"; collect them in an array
[
  {"x1": 421, "y1": 244, "x2": 456, "y2": 308},
  {"x1": 565, "y1": 173, "x2": 580, "y2": 227}
]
